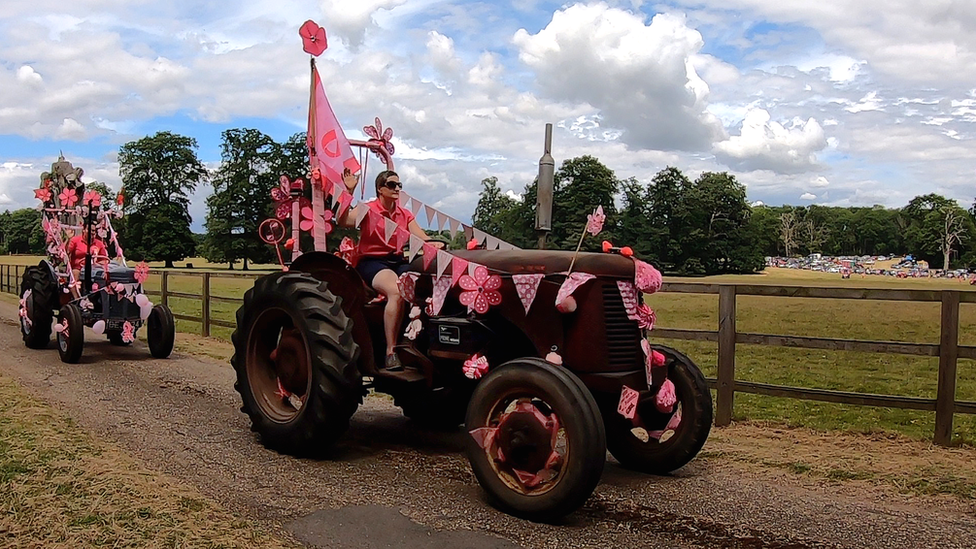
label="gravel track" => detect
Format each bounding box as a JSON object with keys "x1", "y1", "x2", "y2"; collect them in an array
[{"x1": 1, "y1": 300, "x2": 973, "y2": 548}]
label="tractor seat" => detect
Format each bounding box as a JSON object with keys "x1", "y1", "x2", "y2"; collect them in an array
[{"x1": 91, "y1": 264, "x2": 139, "y2": 284}]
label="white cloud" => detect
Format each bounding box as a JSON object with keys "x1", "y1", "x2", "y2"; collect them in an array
[
  {"x1": 810, "y1": 176, "x2": 829, "y2": 188},
  {"x1": 16, "y1": 65, "x2": 42, "y2": 86},
  {"x1": 513, "y1": 6, "x2": 725, "y2": 151},
  {"x1": 54, "y1": 118, "x2": 87, "y2": 140},
  {"x1": 0, "y1": 193, "x2": 13, "y2": 205},
  {"x1": 713, "y1": 108, "x2": 826, "y2": 173},
  {"x1": 800, "y1": 192, "x2": 816, "y2": 200}
]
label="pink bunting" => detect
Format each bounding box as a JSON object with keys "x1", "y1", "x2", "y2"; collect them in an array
[
  {"x1": 397, "y1": 272, "x2": 419, "y2": 304},
  {"x1": 408, "y1": 235, "x2": 424, "y2": 262},
  {"x1": 424, "y1": 205, "x2": 436, "y2": 226},
  {"x1": 513, "y1": 273, "x2": 545, "y2": 315},
  {"x1": 383, "y1": 218, "x2": 398, "y2": 243},
  {"x1": 451, "y1": 256, "x2": 469, "y2": 288},
  {"x1": 617, "y1": 385, "x2": 640, "y2": 420},
  {"x1": 410, "y1": 196, "x2": 423, "y2": 216},
  {"x1": 555, "y1": 272, "x2": 596, "y2": 308},
  {"x1": 472, "y1": 228, "x2": 487, "y2": 246},
  {"x1": 448, "y1": 217, "x2": 461, "y2": 240},
  {"x1": 354, "y1": 205, "x2": 369, "y2": 228},
  {"x1": 436, "y1": 249, "x2": 452, "y2": 279},
  {"x1": 430, "y1": 274, "x2": 452, "y2": 315},
  {"x1": 337, "y1": 190, "x2": 353, "y2": 218},
  {"x1": 617, "y1": 280, "x2": 639, "y2": 319},
  {"x1": 394, "y1": 227, "x2": 410, "y2": 252},
  {"x1": 422, "y1": 243, "x2": 437, "y2": 271}
]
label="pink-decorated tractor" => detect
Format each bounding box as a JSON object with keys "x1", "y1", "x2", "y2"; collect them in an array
[
  {"x1": 18, "y1": 155, "x2": 175, "y2": 363},
  {"x1": 232, "y1": 130, "x2": 712, "y2": 523}
]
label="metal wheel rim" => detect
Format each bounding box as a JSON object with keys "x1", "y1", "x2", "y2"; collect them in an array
[
  {"x1": 245, "y1": 307, "x2": 311, "y2": 423},
  {"x1": 483, "y1": 391, "x2": 569, "y2": 496}
]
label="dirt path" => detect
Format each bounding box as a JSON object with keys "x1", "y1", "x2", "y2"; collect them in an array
[{"x1": 1, "y1": 300, "x2": 974, "y2": 549}]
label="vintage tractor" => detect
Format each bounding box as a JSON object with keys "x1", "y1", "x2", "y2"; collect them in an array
[
  {"x1": 18, "y1": 155, "x2": 176, "y2": 363},
  {"x1": 231, "y1": 136, "x2": 712, "y2": 522}
]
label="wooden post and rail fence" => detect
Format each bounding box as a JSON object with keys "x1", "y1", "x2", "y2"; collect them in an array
[{"x1": 1, "y1": 262, "x2": 974, "y2": 446}]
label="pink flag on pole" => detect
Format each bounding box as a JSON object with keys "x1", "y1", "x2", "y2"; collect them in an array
[{"x1": 308, "y1": 62, "x2": 361, "y2": 189}]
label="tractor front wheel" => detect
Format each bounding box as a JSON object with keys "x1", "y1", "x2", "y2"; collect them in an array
[
  {"x1": 464, "y1": 358, "x2": 606, "y2": 522},
  {"x1": 56, "y1": 303, "x2": 85, "y2": 363},
  {"x1": 147, "y1": 304, "x2": 176, "y2": 358}
]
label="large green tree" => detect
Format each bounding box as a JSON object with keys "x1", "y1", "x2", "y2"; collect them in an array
[
  {"x1": 118, "y1": 131, "x2": 207, "y2": 267},
  {"x1": 0, "y1": 209, "x2": 44, "y2": 255}
]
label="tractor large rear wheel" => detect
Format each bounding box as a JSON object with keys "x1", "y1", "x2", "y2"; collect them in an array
[
  {"x1": 232, "y1": 271, "x2": 362, "y2": 456},
  {"x1": 19, "y1": 266, "x2": 56, "y2": 349}
]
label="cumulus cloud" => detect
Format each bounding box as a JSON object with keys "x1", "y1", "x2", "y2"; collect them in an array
[
  {"x1": 0, "y1": 193, "x2": 12, "y2": 204},
  {"x1": 55, "y1": 118, "x2": 87, "y2": 140},
  {"x1": 800, "y1": 192, "x2": 816, "y2": 200},
  {"x1": 513, "y1": 5, "x2": 725, "y2": 151},
  {"x1": 319, "y1": 0, "x2": 407, "y2": 48},
  {"x1": 714, "y1": 109, "x2": 826, "y2": 173},
  {"x1": 16, "y1": 65, "x2": 42, "y2": 86}
]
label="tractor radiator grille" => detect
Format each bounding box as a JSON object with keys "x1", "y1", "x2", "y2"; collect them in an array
[{"x1": 602, "y1": 281, "x2": 642, "y2": 370}]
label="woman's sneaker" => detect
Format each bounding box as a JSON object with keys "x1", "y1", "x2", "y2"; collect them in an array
[{"x1": 385, "y1": 353, "x2": 404, "y2": 372}]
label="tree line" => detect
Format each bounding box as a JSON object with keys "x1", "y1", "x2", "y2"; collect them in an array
[{"x1": 1, "y1": 129, "x2": 974, "y2": 274}]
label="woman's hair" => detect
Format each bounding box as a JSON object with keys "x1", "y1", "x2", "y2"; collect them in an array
[{"x1": 374, "y1": 170, "x2": 398, "y2": 195}]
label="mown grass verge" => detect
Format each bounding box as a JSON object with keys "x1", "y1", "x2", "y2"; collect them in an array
[{"x1": 0, "y1": 372, "x2": 299, "y2": 549}]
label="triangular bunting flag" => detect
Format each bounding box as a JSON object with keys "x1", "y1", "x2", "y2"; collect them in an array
[
  {"x1": 467, "y1": 261, "x2": 479, "y2": 276},
  {"x1": 486, "y1": 235, "x2": 500, "y2": 250},
  {"x1": 472, "y1": 228, "x2": 488, "y2": 245},
  {"x1": 383, "y1": 218, "x2": 398, "y2": 244},
  {"x1": 422, "y1": 243, "x2": 437, "y2": 271},
  {"x1": 354, "y1": 205, "x2": 369, "y2": 228},
  {"x1": 410, "y1": 196, "x2": 423, "y2": 216},
  {"x1": 438, "y1": 213, "x2": 448, "y2": 232},
  {"x1": 430, "y1": 210, "x2": 439, "y2": 232},
  {"x1": 395, "y1": 227, "x2": 410, "y2": 252},
  {"x1": 451, "y1": 256, "x2": 469, "y2": 288},
  {"x1": 449, "y1": 217, "x2": 460, "y2": 240},
  {"x1": 399, "y1": 189, "x2": 413, "y2": 203},
  {"x1": 400, "y1": 196, "x2": 412, "y2": 212},
  {"x1": 461, "y1": 224, "x2": 474, "y2": 241},
  {"x1": 436, "y1": 249, "x2": 452, "y2": 279},
  {"x1": 424, "y1": 205, "x2": 436, "y2": 226},
  {"x1": 513, "y1": 274, "x2": 545, "y2": 315},
  {"x1": 408, "y1": 235, "x2": 424, "y2": 262},
  {"x1": 337, "y1": 191, "x2": 353, "y2": 219},
  {"x1": 431, "y1": 275, "x2": 452, "y2": 316},
  {"x1": 556, "y1": 273, "x2": 597, "y2": 306}
]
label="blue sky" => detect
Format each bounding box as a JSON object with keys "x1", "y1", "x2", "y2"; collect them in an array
[{"x1": 2, "y1": 0, "x2": 975, "y2": 232}]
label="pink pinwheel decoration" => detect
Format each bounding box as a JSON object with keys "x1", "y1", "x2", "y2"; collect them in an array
[
  {"x1": 299, "y1": 20, "x2": 328, "y2": 56},
  {"x1": 363, "y1": 117, "x2": 395, "y2": 159},
  {"x1": 34, "y1": 188, "x2": 52, "y2": 203},
  {"x1": 83, "y1": 190, "x2": 101, "y2": 207},
  {"x1": 134, "y1": 262, "x2": 150, "y2": 284},
  {"x1": 635, "y1": 303, "x2": 656, "y2": 330},
  {"x1": 122, "y1": 321, "x2": 135, "y2": 344},
  {"x1": 458, "y1": 266, "x2": 502, "y2": 314},
  {"x1": 586, "y1": 205, "x2": 606, "y2": 236},
  {"x1": 271, "y1": 176, "x2": 289, "y2": 202},
  {"x1": 299, "y1": 206, "x2": 315, "y2": 232},
  {"x1": 59, "y1": 188, "x2": 78, "y2": 207}
]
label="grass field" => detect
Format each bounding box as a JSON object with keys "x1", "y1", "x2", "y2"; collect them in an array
[
  {"x1": 5, "y1": 255, "x2": 976, "y2": 444},
  {"x1": 0, "y1": 372, "x2": 298, "y2": 548}
]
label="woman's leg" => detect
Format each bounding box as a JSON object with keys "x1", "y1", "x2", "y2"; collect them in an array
[{"x1": 371, "y1": 268, "x2": 403, "y2": 359}]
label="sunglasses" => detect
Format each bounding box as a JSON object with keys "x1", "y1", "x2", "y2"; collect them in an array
[{"x1": 382, "y1": 180, "x2": 403, "y2": 190}]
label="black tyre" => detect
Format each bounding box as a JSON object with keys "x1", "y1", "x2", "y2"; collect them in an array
[
  {"x1": 604, "y1": 345, "x2": 712, "y2": 475},
  {"x1": 464, "y1": 358, "x2": 606, "y2": 522},
  {"x1": 108, "y1": 330, "x2": 131, "y2": 346},
  {"x1": 56, "y1": 303, "x2": 85, "y2": 363},
  {"x1": 231, "y1": 271, "x2": 362, "y2": 456},
  {"x1": 147, "y1": 304, "x2": 175, "y2": 358},
  {"x1": 19, "y1": 266, "x2": 56, "y2": 349}
]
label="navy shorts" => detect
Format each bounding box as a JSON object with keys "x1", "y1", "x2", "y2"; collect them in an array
[{"x1": 356, "y1": 255, "x2": 411, "y2": 286}]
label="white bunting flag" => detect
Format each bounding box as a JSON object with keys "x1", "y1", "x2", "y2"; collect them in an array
[
  {"x1": 436, "y1": 249, "x2": 453, "y2": 279},
  {"x1": 486, "y1": 235, "x2": 500, "y2": 250},
  {"x1": 354, "y1": 205, "x2": 369, "y2": 228},
  {"x1": 448, "y1": 217, "x2": 461, "y2": 240},
  {"x1": 408, "y1": 235, "x2": 424, "y2": 262},
  {"x1": 384, "y1": 218, "x2": 398, "y2": 243},
  {"x1": 472, "y1": 228, "x2": 488, "y2": 246},
  {"x1": 424, "y1": 205, "x2": 437, "y2": 226}
]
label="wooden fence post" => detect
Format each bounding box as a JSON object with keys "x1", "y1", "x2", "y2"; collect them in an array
[
  {"x1": 201, "y1": 272, "x2": 210, "y2": 337},
  {"x1": 716, "y1": 285, "x2": 737, "y2": 426},
  {"x1": 1, "y1": 264, "x2": 6, "y2": 293},
  {"x1": 935, "y1": 290, "x2": 960, "y2": 446},
  {"x1": 161, "y1": 271, "x2": 169, "y2": 307}
]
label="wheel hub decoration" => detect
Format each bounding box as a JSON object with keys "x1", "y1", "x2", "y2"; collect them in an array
[
  {"x1": 470, "y1": 401, "x2": 562, "y2": 489},
  {"x1": 18, "y1": 290, "x2": 32, "y2": 330}
]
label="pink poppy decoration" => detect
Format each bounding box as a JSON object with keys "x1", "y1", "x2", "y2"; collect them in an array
[
  {"x1": 586, "y1": 205, "x2": 606, "y2": 236},
  {"x1": 363, "y1": 117, "x2": 395, "y2": 159},
  {"x1": 299, "y1": 20, "x2": 328, "y2": 56},
  {"x1": 134, "y1": 262, "x2": 150, "y2": 284},
  {"x1": 83, "y1": 190, "x2": 101, "y2": 207},
  {"x1": 299, "y1": 206, "x2": 315, "y2": 232},
  {"x1": 34, "y1": 188, "x2": 52, "y2": 203},
  {"x1": 59, "y1": 188, "x2": 78, "y2": 207},
  {"x1": 458, "y1": 266, "x2": 502, "y2": 314}
]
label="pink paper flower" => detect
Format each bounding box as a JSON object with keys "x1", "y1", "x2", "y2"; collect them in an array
[
  {"x1": 58, "y1": 188, "x2": 78, "y2": 207},
  {"x1": 404, "y1": 318, "x2": 422, "y2": 341},
  {"x1": 458, "y1": 266, "x2": 502, "y2": 314},
  {"x1": 339, "y1": 237, "x2": 355, "y2": 253},
  {"x1": 299, "y1": 206, "x2": 315, "y2": 232},
  {"x1": 299, "y1": 20, "x2": 328, "y2": 56},
  {"x1": 655, "y1": 379, "x2": 677, "y2": 413},
  {"x1": 363, "y1": 117, "x2": 395, "y2": 158},
  {"x1": 586, "y1": 205, "x2": 606, "y2": 236},
  {"x1": 34, "y1": 188, "x2": 52, "y2": 202},
  {"x1": 83, "y1": 190, "x2": 101, "y2": 207},
  {"x1": 122, "y1": 321, "x2": 135, "y2": 343},
  {"x1": 134, "y1": 262, "x2": 150, "y2": 284},
  {"x1": 463, "y1": 353, "x2": 489, "y2": 379}
]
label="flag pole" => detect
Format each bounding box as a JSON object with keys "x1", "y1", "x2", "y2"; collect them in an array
[{"x1": 308, "y1": 57, "x2": 329, "y2": 253}]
